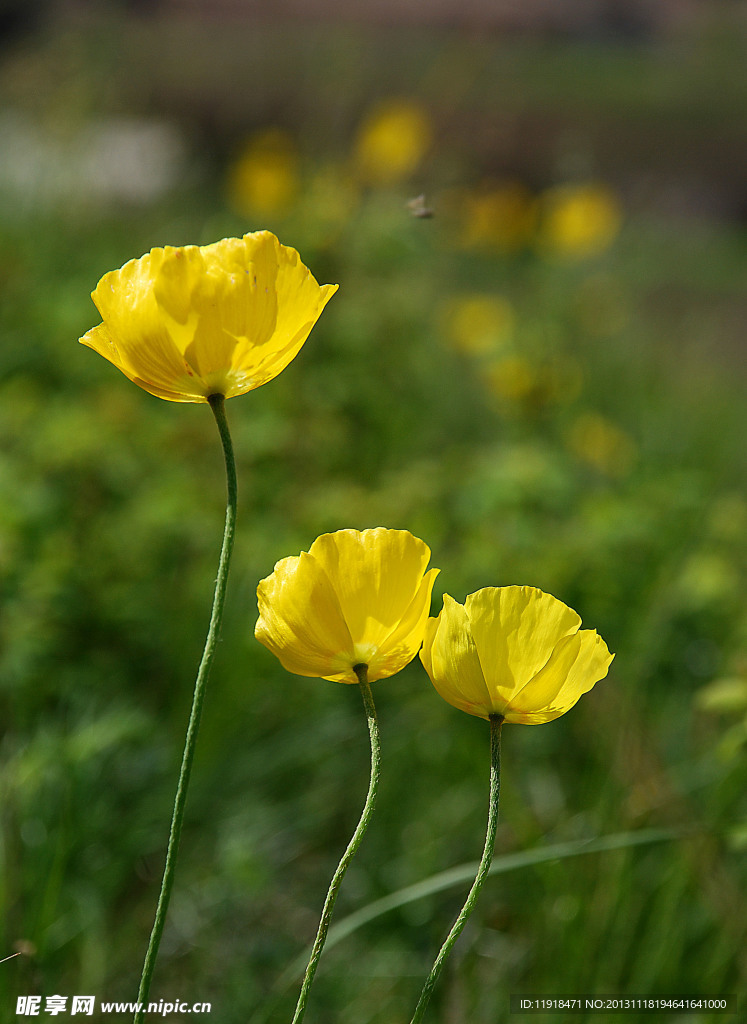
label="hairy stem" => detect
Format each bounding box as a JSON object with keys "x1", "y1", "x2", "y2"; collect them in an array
[
  {"x1": 410, "y1": 714, "x2": 503, "y2": 1023},
  {"x1": 134, "y1": 394, "x2": 237, "y2": 1022},
  {"x1": 291, "y1": 664, "x2": 381, "y2": 1024}
]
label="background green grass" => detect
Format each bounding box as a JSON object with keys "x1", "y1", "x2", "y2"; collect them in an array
[{"x1": 1, "y1": 6, "x2": 745, "y2": 1022}]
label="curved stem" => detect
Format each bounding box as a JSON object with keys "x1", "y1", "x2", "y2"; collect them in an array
[
  {"x1": 134, "y1": 395, "x2": 237, "y2": 1023},
  {"x1": 291, "y1": 664, "x2": 381, "y2": 1024},
  {"x1": 410, "y1": 714, "x2": 503, "y2": 1024}
]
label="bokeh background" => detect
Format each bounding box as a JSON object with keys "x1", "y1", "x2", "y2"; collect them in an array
[{"x1": 1, "y1": 1, "x2": 746, "y2": 1021}]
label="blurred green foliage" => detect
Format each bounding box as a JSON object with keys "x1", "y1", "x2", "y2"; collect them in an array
[{"x1": 1, "y1": 8, "x2": 746, "y2": 1023}]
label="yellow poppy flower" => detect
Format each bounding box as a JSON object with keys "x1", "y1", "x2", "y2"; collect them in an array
[
  {"x1": 421, "y1": 586, "x2": 613, "y2": 724},
  {"x1": 255, "y1": 528, "x2": 440, "y2": 684},
  {"x1": 80, "y1": 231, "x2": 337, "y2": 403}
]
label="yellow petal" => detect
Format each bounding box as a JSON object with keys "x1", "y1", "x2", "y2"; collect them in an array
[
  {"x1": 80, "y1": 322, "x2": 129, "y2": 375},
  {"x1": 90, "y1": 246, "x2": 167, "y2": 341},
  {"x1": 465, "y1": 586, "x2": 581, "y2": 699},
  {"x1": 221, "y1": 235, "x2": 338, "y2": 397},
  {"x1": 255, "y1": 552, "x2": 356, "y2": 682},
  {"x1": 88, "y1": 245, "x2": 228, "y2": 401},
  {"x1": 367, "y1": 566, "x2": 440, "y2": 681},
  {"x1": 80, "y1": 320, "x2": 202, "y2": 403},
  {"x1": 308, "y1": 528, "x2": 433, "y2": 657},
  {"x1": 421, "y1": 595, "x2": 497, "y2": 720},
  {"x1": 418, "y1": 613, "x2": 438, "y2": 681},
  {"x1": 503, "y1": 629, "x2": 614, "y2": 724}
]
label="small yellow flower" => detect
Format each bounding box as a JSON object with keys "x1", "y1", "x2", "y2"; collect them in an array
[
  {"x1": 460, "y1": 180, "x2": 537, "y2": 252},
  {"x1": 420, "y1": 586, "x2": 613, "y2": 724},
  {"x1": 354, "y1": 99, "x2": 431, "y2": 186},
  {"x1": 227, "y1": 128, "x2": 300, "y2": 217},
  {"x1": 567, "y1": 411, "x2": 636, "y2": 476},
  {"x1": 485, "y1": 355, "x2": 536, "y2": 401},
  {"x1": 300, "y1": 163, "x2": 361, "y2": 248},
  {"x1": 444, "y1": 295, "x2": 514, "y2": 355},
  {"x1": 536, "y1": 183, "x2": 622, "y2": 259},
  {"x1": 80, "y1": 231, "x2": 337, "y2": 403},
  {"x1": 255, "y1": 528, "x2": 439, "y2": 684}
]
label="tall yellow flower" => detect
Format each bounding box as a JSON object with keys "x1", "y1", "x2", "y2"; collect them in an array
[
  {"x1": 411, "y1": 585, "x2": 613, "y2": 1023},
  {"x1": 257, "y1": 527, "x2": 439, "y2": 1021},
  {"x1": 80, "y1": 231, "x2": 337, "y2": 403},
  {"x1": 421, "y1": 586, "x2": 613, "y2": 724},
  {"x1": 255, "y1": 528, "x2": 439, "y2": 683}
]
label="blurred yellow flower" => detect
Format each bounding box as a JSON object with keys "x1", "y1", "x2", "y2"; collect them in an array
[
  {"x1": 80, "y1": 231, "x2": 337, "y2": 403},
  {"x1": 255, "y1": 528, "x2": 439, "y2": 684},
  {"x1": 461, "y1": 180, "x2": 537, "y2": 251},
  {"x1": 227, "y1": 128, "x2": 300, "y2": 217},
  {"x1": 421, "y1": 586, "x2": 613, "y2": 724},
  {"x1": 445, "y1": 295, "x2": 514, "y2": 355},
  {"x1": 485, "y1": 355, "x2": 536, "y2": 401},
  {"x1": 301, "y1": 163, "x2": 361, "y2": 247},
  {"x1": 354, "y1": 99, "x2": 431, "y2": 186},
  {"x1": 567, "y1": 412, "x2": 636, "y2": 476},
  {"x1": 536, "y1": 183, "x2": 622, "y2": 259}
]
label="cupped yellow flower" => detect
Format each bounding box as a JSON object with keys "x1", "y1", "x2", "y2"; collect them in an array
[
  {"x1": 421, "y1": 586, "x2": 613, "y2": 724},
  {"x1": 80, "y1": 231, "x2": 337, "y2": 403},
  {"x1": 255, "y1": 528, "x2": 440, "y2": 684}
]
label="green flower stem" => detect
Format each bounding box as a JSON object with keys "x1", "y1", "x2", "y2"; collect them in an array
[
  {"x1": 134, "y1": 394, "x2": 237, "y2": 1023},
  {"x1": 291, "y1": 664, "x2": 381, "y2": 1024},
  {"x1": 410, "y1": 713, "x2": 503, "y2": 1024}
]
